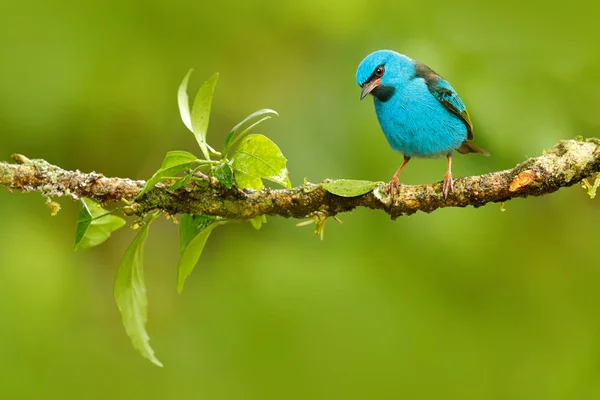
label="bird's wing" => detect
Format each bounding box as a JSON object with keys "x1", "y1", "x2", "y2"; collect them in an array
[{"x1": 414, "y1": 62, "x2": 474, "y2": 140}]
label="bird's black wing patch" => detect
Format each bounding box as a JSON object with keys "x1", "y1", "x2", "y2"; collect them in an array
[{"x1": 414, "y1": 62, "x2": 474, "y2": 140}]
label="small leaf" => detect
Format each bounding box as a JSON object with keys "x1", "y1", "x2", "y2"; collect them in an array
[
  {"x1": 168, "y1": 172, "x2": 193, "y2": 192},
  {"x1": 75, "y1": 198, "x2": 125, "y2": 250},
  {"x1": 231, "y1": 134, "x2": 291, "y2": 190},
  {"x1": 137, "y1": 151, "x2": 199, "y2": 198},
  {"x1": 168, "y1": 166, "x2": 204, "y2": 192},
  {"x1": 214, "y1": 162, "x2": 233, "y2": 189},
  {"x1": 249, "y1": 215, "x2": 267, "y2": 230},
  {"x1": 322, "y1": 179, "x2": 382, "y2": 197},
  {"x1": 114, "y1": 213, "x2": 162, "y2": 367},
  {"x1": 223, "y1": 109, "x2": 278, "y2": 154},
  {"x1": 178, "y1": 214, "x2": 221, "y2": 293},
  {"x1": 177, "y1": 69, "x2": 194, "y2": 133},
  {"x1": 230, "y1": 117, "x2": 273, "y2": 150},
  {"x1": 191, "y1": 73, "x2": 219, "y2": 160}
]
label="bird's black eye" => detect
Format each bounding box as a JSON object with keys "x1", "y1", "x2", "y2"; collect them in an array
[{"x1": 374, "y1": 65, "x2": 384, "y2": 77}]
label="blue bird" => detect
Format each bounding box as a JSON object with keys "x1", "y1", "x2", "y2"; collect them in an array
[{"x1": 356, "y1": 50, "x2": 488, "y2": 198}]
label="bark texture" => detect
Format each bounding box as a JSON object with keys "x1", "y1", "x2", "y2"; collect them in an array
[{"x1": 1, "y1": 139, "x2": 599, "y2": 220}]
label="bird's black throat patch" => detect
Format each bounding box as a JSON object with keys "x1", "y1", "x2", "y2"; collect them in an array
[{"x1": 371, "y1": 85, "x2": 395, "y2": 102}]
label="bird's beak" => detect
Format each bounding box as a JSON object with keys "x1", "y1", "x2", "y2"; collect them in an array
[{"x1": 360, "y1": 78, "x2": 381, "y2": 100}]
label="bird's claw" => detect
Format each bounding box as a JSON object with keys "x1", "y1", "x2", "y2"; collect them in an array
[
  {"x1": 442, "y1": 172, "x2": 453, "y2": 199},
  {"x1": 386, "y1": 177, "x2": 399, "y2": 196}
]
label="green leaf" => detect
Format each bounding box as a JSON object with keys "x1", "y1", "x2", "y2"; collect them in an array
[
  {"x1": 231, "y1": 134, "x2": 291, "y2": 190},
  {"x1": 223, "y1": 109, "x2": 278, "y2": 154},
  {"x1": 249, "y1": 215, "x2": 267, "y2": 230},
  {"x1": 214, "y1": 162, "x2": 233, "y2": 189},
  {"x1": 179, "y1": 214, "x2": 214, "y2": 252},
  {"x1": 114, "y1": 213, "x2": 162, "y2": 367},
  {"x1": 233, "y1": 171, "x2": 263, "y2": 191},
  {"x1": 322, "y1": 179, "x2": 382, "y2": 197},
  {"x1": 191, "y1": 73, "x2": 219, "y2": 160},
  {"x1": 177, "y1": 69, "x2": 194, "y2": 133},
  {"x1": 178, "y1": 214, "x2": 221, "y2": 293},
  {"x1": 137, "y1": 151, "x2": 199, "y2": 198},
  {"x1": 168, "y1": 166, "x2": 204, "y2": 192},
  {"x1": 75, "y1": 198, "x2": 125, "y2": 250},
  {"x1": 168, "y1": 173, "x2": 193, "y2": 192}
]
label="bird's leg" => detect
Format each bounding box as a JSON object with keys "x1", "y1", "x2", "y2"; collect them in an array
[
  {"x1": 442, "y1": 154, "x2": 453, "y2": 199},
  {"x1": 387, "y1": 156, "x2": 410, "y2": 195}
]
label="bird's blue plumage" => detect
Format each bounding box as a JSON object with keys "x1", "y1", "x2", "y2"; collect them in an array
[
  {"x1": 356, "y1": 50, "x2": 470, "y2": 157},
  {"x1": 356, "y1": 50, "x2": 487, "y2": 197}
]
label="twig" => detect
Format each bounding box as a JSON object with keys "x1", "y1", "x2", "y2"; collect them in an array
[{"x1": 1, "y1": 139, "x2": 598, "y2": 220}]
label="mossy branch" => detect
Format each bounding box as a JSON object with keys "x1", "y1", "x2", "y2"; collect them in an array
[{"x1": 1, "y1": 138, "x2": 599, "y2": 220}]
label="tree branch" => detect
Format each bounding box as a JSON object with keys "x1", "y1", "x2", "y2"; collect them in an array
[{"x1": 1, "y1": 139, "x2": 599, "y2": 220}]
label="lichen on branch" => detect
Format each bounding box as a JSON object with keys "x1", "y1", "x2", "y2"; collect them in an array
[{"x1": 1, "y1": 138, "x2": 599, "y2": 220}]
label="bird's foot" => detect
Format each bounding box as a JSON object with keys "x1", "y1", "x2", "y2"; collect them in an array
[
  {"x1": 386, "y1": 177, "x2": 400, "y2": 196},
  {"x1": 442, "y1": 172, "x2": 453, "y2": 199}
]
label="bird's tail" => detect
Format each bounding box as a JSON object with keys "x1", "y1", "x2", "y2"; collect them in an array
[{"x1": 457, "y1": 141, "x2": 489, "y2": 156}]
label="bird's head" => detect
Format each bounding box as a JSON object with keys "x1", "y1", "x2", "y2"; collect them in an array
[{"x1": 356, "y1": 50, "x2": 414, "y2": 101}]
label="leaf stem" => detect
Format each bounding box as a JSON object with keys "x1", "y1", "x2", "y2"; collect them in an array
[{"x1": 195, "y1": 159, "x2": 220, "y2": 165}]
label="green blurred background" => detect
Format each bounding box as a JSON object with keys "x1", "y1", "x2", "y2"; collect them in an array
[{"x1": 1, "y1": 0, "x2": 599, "y2": 398}]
